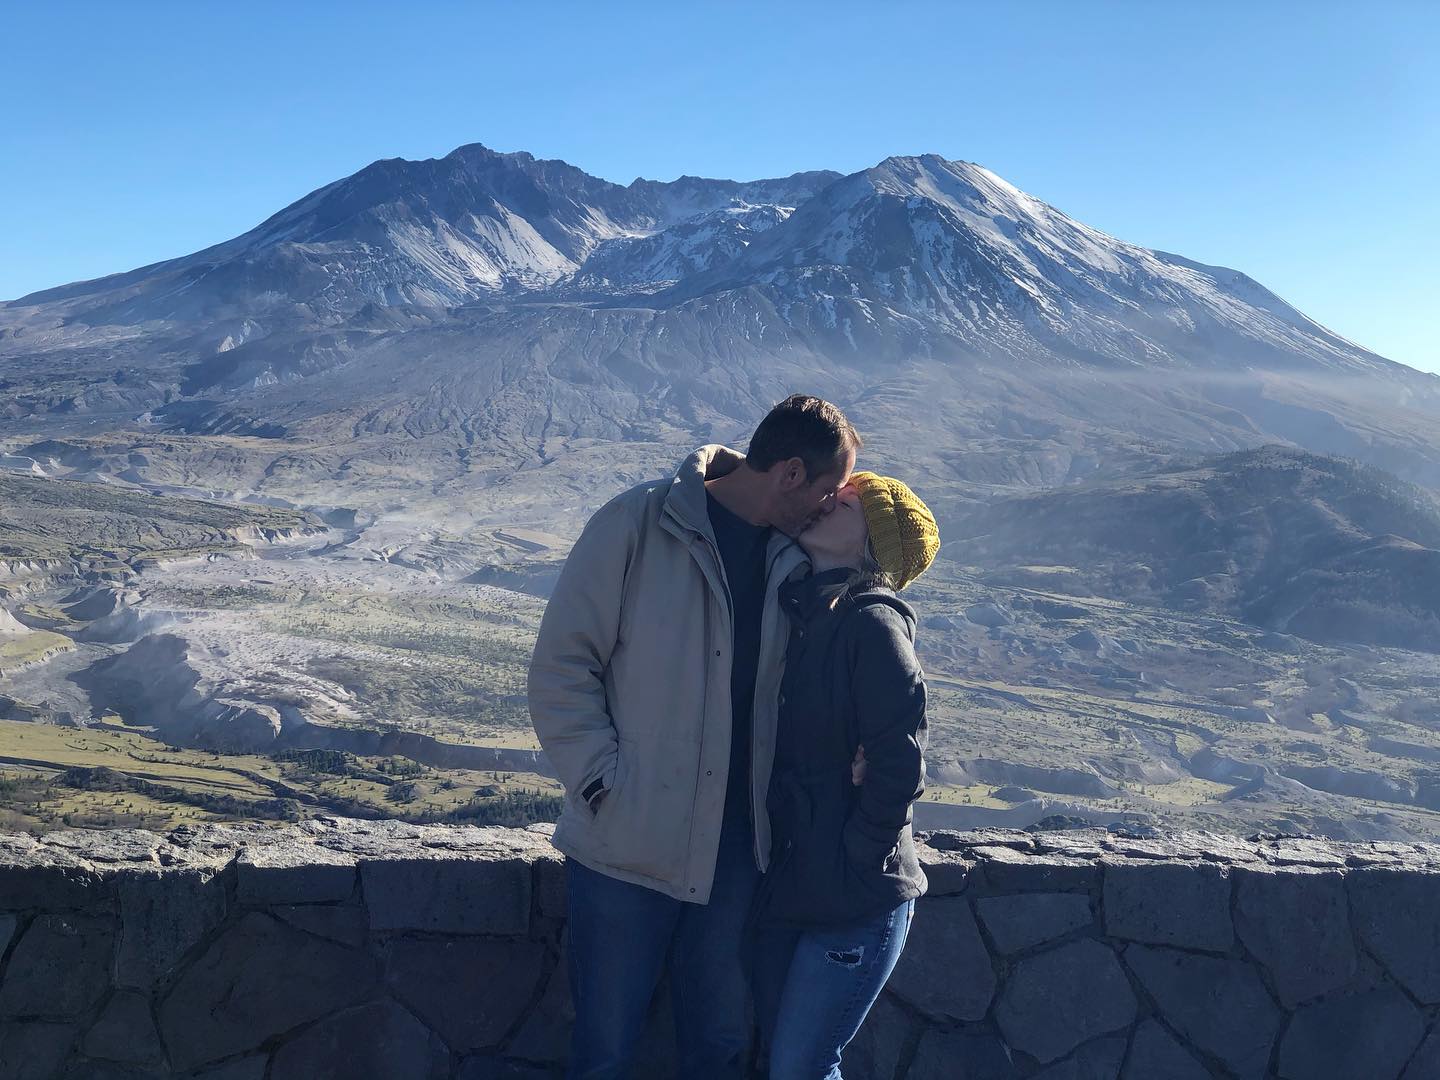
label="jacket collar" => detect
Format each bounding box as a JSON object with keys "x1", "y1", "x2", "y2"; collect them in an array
[
  {"x1": 781, "y1": 566, "x2": 856, "y2": 621},
  {"x1": 662, "y1": 444, "x2": 747, "y2": 539}
]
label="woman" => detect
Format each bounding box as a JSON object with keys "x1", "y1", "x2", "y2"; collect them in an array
[{"x1": 749, "y1": 471, "x2": 940, "y2": 1080}]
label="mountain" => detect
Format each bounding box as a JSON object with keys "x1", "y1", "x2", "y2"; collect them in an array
[
  {"x1": 3, "y1": 143, "x2": 1440, "y2": 526},
  {"x1": 953, "y1": 445, "x2": 1440, "y2": 651}
]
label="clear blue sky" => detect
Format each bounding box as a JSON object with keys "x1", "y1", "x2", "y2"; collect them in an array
[{"x1": 3, "y1": 1, "x2": 1437, "y2": 372}]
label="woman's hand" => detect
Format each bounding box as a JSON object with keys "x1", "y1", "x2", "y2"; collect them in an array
[{"x1": 851, "y1": 744, "x2": 867, "y2": 786}]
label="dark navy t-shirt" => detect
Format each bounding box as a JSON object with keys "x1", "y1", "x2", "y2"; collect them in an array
[{"x1": 706, "y1": 491, "x2": 772, "y2": 839}]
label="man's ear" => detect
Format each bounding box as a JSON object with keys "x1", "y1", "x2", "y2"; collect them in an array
[{"x1": 777, "y1": 456, "x2": 808, "y2": 491}]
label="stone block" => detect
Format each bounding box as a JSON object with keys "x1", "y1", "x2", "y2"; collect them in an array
[
  {"x1": 1121, "y1": 1019, "x2": 1209, "y2": 1080},
  {"x1": 0, "y1": 1020, "x2": 78, "y2": 1080},
  {"x1": 0, "y1": 859, "x2": 102, "y2": 910},
  {"x1": 1031, "y1": 1035, "x2": 1127, "y2": 1080},
  {"x1": 887, "y1": 897, "x2": 996, "y2": 1022},
  {"x1": 115, "y1": 867, "x2": 227, "y2": 990},
  {"x1": 386, "y1": 937, "x2": 545, "y2": 1051},
  {"x1": 533, "y1": 853, "x2": 566, "y2": 919},
  {"x1": 506, "y1": 961, "x2": 572, "y2": 1064},
  {"x1": 974, "y1": 846, "x2": 1100, "y2": 892},
  {"x1": 270, "y1": 999, "x2": 449, "y2": 1080},
  {"x1": 1124, "y1": 944, "x2": 1280, "y2": 1080},
  {"x1": 184, "y1": 1057, "x2": 269, "y2": 1080},
  {"x1": 915, "y1": 846, "x2": 975, "y2": 895},
  {"x1": 1402, "y1": 1026, "x2": 1440, "y2": 1080},
  {"x1": 236, "y1": 842, "x2": 357, "y2": 905},
  {"x1": 363, "y1": 855, "x2": 531, "y2": 936},
  {"x1": 0, "y1": 912, "x2": 114, "y2": 1018},
  {"x1": 841, "y1": 991, "x2": 912, "y2": 1080},
  {"x1": 273, "y1": 902, "x2": 368, "y2": 948},
  {"x1": 159, "y1": 911, "x2": 378, "y2": 1070},
  {"x1": 1278, "y1": 986, "x2": 1425, "y2": 1080},
  {"x1": 975, "y1": 892, "x2": 1094, "y2": 954},
  {"x1": 82, "y1": 990, "x2": 164, "y2": 1064},
  {"x1": 457, "y1": 1057, "x2": 557, "y2": 1080},
  {"x1": 906, "y1": 1028, "x2": 1018, "y2": 1079},
  {"x1": 1103, "y1": 859, "x2": 1232, "y2": 951},
  {"x1": 1349, "y1": 868, "x2": 1440, "y2": 1003},
  {"x1": 1233, "y1": 865, "x2": 1355, "y2": 1007},
  {"x1": 995, "y1": 939, "x2": 1137, "y2": 1064}
]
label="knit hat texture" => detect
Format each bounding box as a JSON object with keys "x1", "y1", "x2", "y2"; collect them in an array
[{"x1": 849, "y1": 471, "x2": 940, "y2": 590}]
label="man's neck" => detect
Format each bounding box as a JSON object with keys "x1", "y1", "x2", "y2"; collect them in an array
[{"x1": 705, "y1": 468, "x2": 769, "y2": 527}]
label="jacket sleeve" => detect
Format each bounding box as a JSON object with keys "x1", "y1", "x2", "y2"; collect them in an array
[
  {"x1": 527, "y1": 495, "x2": 637, "y2": 803},
  {"x1": 842, "y1": 603, "x2": 928, "y2": 857}
]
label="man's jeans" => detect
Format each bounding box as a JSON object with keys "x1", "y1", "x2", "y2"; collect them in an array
[
  {"x1": 748, "y1": 899, "x2": 915, "y2": 1080},
  {"x1": 565, "y1": 819, "x2": 760, "y2": 1080}
]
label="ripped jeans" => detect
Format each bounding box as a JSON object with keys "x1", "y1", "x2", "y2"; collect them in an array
[{"x1": 748, "y1": 899, "x2": 915, "y2": 1080}]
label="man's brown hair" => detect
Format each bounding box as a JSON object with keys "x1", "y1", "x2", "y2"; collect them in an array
[{"x1": 745, "y1": 394, "x2": 861, "y2": 482}]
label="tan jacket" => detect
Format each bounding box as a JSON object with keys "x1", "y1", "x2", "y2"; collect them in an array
[{"x1": 528, "y1": 446, "x2": 809, "y2": 902}]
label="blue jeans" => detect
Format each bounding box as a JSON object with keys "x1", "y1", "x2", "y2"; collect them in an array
[
  {"x1": 749, "y1": 899, "x2": 916, "y2": 1080},
  {"x1": 565, "y1": 819, "x2": 760, "y2": 1080}
]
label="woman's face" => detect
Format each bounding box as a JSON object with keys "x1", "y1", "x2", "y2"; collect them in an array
[{"x1": 798, "y1": 484, "x2": 868, "y2": 565}]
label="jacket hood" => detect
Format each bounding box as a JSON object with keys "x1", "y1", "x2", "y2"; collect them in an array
[{"x1": 663, "y1": 444, "x2": 746, "y2": 536}]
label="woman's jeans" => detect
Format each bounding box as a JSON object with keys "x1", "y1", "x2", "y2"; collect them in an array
[{"x1": 749, "y1": 899, "x2": 916, "y2": 1080}]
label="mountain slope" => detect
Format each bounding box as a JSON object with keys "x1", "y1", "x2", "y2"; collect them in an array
[
  {"x1": 3, "y1": 144, "x2": 1440, "y2": 512},
  {"x1": 954, "y1": 445, "x2": 1440, "y2": 650}
]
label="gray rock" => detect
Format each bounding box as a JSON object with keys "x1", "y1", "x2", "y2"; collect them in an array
[
  {"x1": 1121, "y1": 1019, "x2": 1209, "y2": 1080},
  {"x1": 0, "y1": 853, "x2": 100, "y2": 910},
  {"x1": 887, "y1": 897, "x2": 996, "y2": 1021},
  {"x1": 385, "y1": 937, "x2": 545, "y2": 1051},
  {"x1": 236, "y1": 841, "x2": 357, "y2": 905},
  {"x1": 184, "y1": 1057, "x2": 269, "y2": 1080},
  {"x1": 973, "y1": 845, "x2": 1100, "y2": 892},
  {"x1": 270, "y1": 999, "x2": 449, "y2": 1080},
  {"x1": 1349, "y1": 868, "x2": 1440, "y2": 1003},
  {"x1": 1124, "y1": 944, "x2": 1280, "y2": 1079},
  {"x1": 1104, "y1": 859, "x2": 1232, "y2": 951},
  {"x1": 995, "y1": 939, "x2": 1137, "y2": 1064},
  {"x1": 1402, "y1": 1027, "x2": 1440, "y2": 1080},
  {"x1": 976, "y1": 892, "x2": 1094, "y2": 954},
  {"x1": 159, "y1": 911, "x2": 378, "y2": 1070},
  {"x1": 82, "y1": 990, "x2": 164, "y2": 1064},
  {"x1": 966, "y1": 602, "x2": 1012, "y2": 627},
  {"x1": 0, "y1": 1021, "x2": 78, "y2": 1080},
  {"x1": 272, "y1": 902, "x2": 368, "y2": 948},
  {"x1": 1279, "y1": 986, "x2": 1425, "y2": 1080},
  {"x1": 915, "y1": 846, "x2": 974, "y2": 895},
  {"x1": 1031, "y1": 1036, "x2": 1128, "y2": 1080},
  {"x1": 1233, "y1": 866, "x2": 1355, "y2": 1007},
  {"x1": 907, "y1": 1028, "x2": 1018, "y2": 1079},
  {"x1": 363, "y1": 855, "x2": 531, "y2": 935},
  {"x1": 841, "y1": 992, "x2": 912, "y2": 1080},
  {"x1": 0, "y1": 912, "x2": 114, "y2": 1018},
  {"x1": 456, "y1": 1057, "x2": 556, "y2": 1080},
  {"x1": 115, "y1": 867, "x2": 227, "y2": 989},
  {"x1": 533, "y1": 853, "x2": 566, "y2": 919},
  {"x1": 506, "y1": 961, "x2": 572, "y2": 1064}
]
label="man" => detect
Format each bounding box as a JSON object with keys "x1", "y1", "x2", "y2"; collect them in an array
[{"x1": 528, "y1": 394, "x2": 860, "y2": 1079}]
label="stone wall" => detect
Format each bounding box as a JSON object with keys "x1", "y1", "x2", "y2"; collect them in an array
[{"x1": 2, "y1": 819, "x2": 1439, "y2": 1079}]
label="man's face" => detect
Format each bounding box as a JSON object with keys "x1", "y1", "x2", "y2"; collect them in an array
[{"x1": 772, "y1": 445, "x2": 856, "y2": 538}]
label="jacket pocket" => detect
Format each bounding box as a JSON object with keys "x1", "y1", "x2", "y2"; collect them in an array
[{"x1": 590, "y1": 736, "x2": 688, "y2": 883}]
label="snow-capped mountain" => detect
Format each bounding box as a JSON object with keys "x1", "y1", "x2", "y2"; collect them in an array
[
  {"x1": 3, "y1": 144, "x2": 1439, "y2": 513},
  {"x1": 10, "y1": 145, "x2": 838, "y2": 320},
  {"x1": 666, "y1": 154, "x2": 1390, "y2": 375}
]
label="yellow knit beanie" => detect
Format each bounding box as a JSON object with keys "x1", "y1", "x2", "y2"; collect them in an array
[{"x1": 849, "y1": 471, "x2": 940, "y2": 590}]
